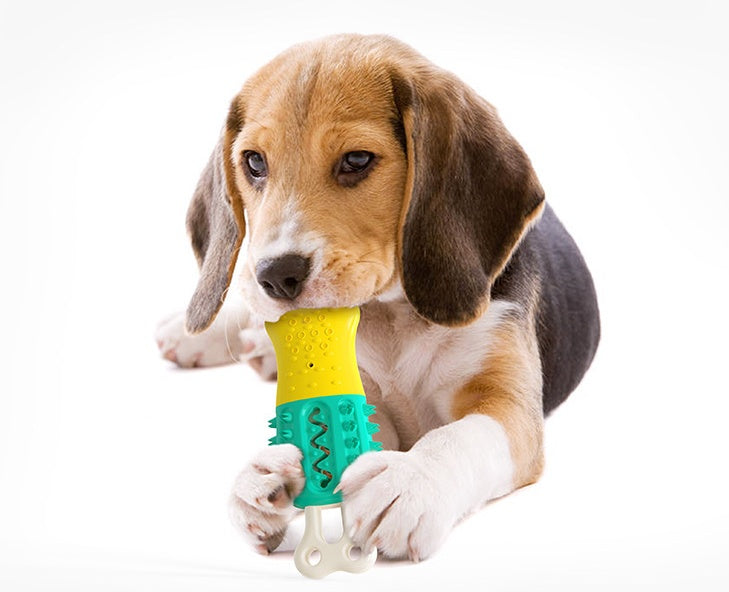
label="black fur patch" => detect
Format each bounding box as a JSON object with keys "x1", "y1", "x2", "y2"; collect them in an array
[{"x1": 492, "y1": 204, "x2": 601, "y2": 414}]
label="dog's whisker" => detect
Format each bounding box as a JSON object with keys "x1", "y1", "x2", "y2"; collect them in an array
[{"x1": 223, "y1": 308, "x2": 238, "y2": 365}]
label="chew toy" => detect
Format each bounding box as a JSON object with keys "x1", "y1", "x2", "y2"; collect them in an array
[{"x1": 265, "y1": 307, "x2": 381, "y2": 578}]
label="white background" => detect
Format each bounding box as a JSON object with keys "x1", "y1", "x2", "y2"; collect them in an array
[{"x1": 1, "y1": 0, "x2": 728, "y2": 590}]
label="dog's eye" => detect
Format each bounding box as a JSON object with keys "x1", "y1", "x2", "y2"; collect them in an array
[
  {"x1": 341, "y1": 151, "x2": 374, "y2": 173},
  {"x1": 336, "y1": 151, "x2": 376, "y2": 187},
  {"x1": 243, "y1": 151, "x2": 268, "y2": 179}
]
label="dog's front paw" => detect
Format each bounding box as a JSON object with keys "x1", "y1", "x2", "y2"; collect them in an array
[
  {"x1": 229, "y1": 444, "x2": 305, "y2": 555},
  {"x1": 338, "y1": 451, "x2": 452, "y2": 562},
  {"x1": 155, "y1": 311, "x2": 243, "y2": 368}
]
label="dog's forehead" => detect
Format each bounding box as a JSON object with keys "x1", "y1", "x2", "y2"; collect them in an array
[{"x1": 240, "y1": 41, "x2": 396, "y2": 129}]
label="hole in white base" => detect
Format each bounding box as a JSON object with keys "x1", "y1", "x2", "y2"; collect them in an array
[
  {"x1": 348, "y1": 546, "x2": 362, "y2": 561},
  {"x1": 307, "y1": 549, "x2": 322, "y2": 566}
]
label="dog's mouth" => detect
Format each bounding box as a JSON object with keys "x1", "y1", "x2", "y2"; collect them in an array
[
  {"x1": 241, "y1": 269, "x2": 348, "y2": 323},
  {"x1": 249, "y1": 288, "x2": 367, "y2": 323},
  {"x1": 243, "y1": 271, "x2": 383, "y2": 323},
  {"x1": 242, "y1": 244, "x2": 396, "y2": 322}
]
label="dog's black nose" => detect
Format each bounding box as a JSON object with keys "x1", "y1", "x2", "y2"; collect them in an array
[{"x1": 256, "y1": 254, "x2": 311, "y2": 300}]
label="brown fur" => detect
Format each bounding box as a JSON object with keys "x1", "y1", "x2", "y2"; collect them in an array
[
  {"x1": 451, "y1": 316, "x2": 545, "y2": 489},
  {"x1": 223, "y1": 37, "x2": 410, "y2": 310}
]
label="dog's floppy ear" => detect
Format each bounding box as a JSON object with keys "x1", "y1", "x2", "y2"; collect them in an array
[
  {"x1": 184, "y1": 132, "x2": 245, "y2": 334},
  {"x1": 393, "y1": 70, "x2": 545, "y2": 326}
]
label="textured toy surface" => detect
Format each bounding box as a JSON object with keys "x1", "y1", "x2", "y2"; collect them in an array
[
  {"x1": 265, "y1": 307, "x2": 380, "y2": 578},
  {"x1": 265, "y1": 307, "x2": 382, "y2": 508},
  {"x1": 266, "y1": 307, "x2": 367, "y2": 404}
]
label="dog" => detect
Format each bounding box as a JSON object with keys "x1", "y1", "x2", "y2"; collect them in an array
[{"x1": 156, "y1": 34, "x2": 600, "y2": 562}]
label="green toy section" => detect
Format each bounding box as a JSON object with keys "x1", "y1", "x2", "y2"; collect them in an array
[{"x1": 268, "y1": 393, "x2": 382, "y2": 508}]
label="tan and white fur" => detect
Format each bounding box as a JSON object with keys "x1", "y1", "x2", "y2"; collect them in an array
[{"x1": 156, "y1": 34, "x2": 600, "y2": 562}]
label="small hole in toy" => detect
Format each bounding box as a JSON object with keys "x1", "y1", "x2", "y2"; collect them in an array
[
  {"x1": 348, "y1": 546, "x2": 362, "y2": 560},
  {"x1": 308, "y1": 362, "x2": 314, "y2": 368},
  {"x1": 307, "y1": 549, "x2": 321, "y2": 565}
]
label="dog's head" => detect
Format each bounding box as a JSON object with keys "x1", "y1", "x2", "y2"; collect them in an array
[{"x1": 184, "y1": 35, "x2": 544, "y2": 333}]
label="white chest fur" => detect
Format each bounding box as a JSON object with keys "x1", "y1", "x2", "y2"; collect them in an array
[{"x1": 355, "y1": 295, "x2": 516, "y2": 448}]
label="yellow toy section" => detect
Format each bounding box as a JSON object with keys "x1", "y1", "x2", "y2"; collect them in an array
[{"x1": 265, "y1": 307, "x2": 366, "y2": 405}]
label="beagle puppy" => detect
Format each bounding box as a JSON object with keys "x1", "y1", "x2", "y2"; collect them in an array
[{"x1": 156, "y1": 34, "x2": 600, "y2": 562}]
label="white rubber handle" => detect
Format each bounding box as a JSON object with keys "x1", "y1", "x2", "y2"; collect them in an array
[{"x1": 294, "y1": 504, "x2": 377, "y2": 579}]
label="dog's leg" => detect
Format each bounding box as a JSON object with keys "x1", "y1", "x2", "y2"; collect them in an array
[{"x1": 340, "y1": 317, "x2": 544, "y2": 561}]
